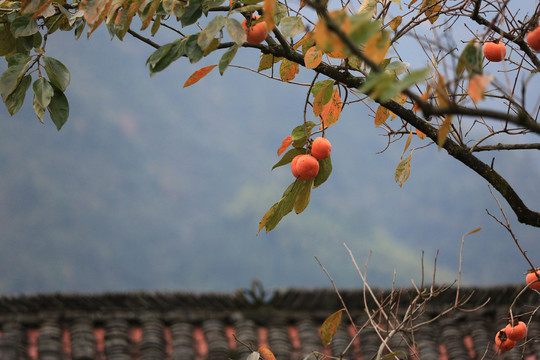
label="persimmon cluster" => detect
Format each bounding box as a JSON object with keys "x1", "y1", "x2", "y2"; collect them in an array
[
  {"x1": 494, "y1": 269, "x2": 539, "y2": 353},
  {"x1": 495, "y1": 320, "x2": 527, "y2": 353},
  {"x1": 291, "y1": 137, "x2": 332, "y2": 180}
]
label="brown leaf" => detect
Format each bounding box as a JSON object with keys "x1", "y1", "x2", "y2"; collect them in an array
[
  {"x1": 374, "y1": 105, "x2": 390, "y2": 127},
  {"x1": 321, "y1": 309, "x2": 343, "y2": 347},
  {"x1": 389, "y1": 16, "x2": 402, "y2": 31},
  {"x1": 437, "y1": 115, "x2": 453, "y2": 148},
  {"x1": 364, "y1": 31, "x2": 390, "y2": 65}
]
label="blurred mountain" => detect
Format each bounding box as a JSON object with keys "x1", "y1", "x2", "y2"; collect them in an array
[{"x1": 0, "y1": 27, "x2": 538, "y2": 295}]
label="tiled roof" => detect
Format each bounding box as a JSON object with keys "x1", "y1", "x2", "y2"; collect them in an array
[{"x1": 0, "y1": 285, "x2": 537, "y2": 359}]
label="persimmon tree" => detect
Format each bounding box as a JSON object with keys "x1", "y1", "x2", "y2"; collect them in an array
[{"x1": 0, "y1": 0, "x2": 539, "y2": 233}]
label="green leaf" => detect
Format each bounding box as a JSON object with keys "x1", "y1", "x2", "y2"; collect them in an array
[
  {"x1": 273, "y1": 1, "x2": 287, "y2": 25},
  {"x1": 146, "y1": 39, "x2": 184, "y2": 75},
  {"x1": 0, "y1": 59, "x2": 30, "y2": 98},
  {"x1": 357, "y1": 71, "x2": 395, "y2": 101},
  {"x1": 32, "y1": 77, "x2": 54, "y2": 121},
  {"x1": 291, "y1": 121, "x2": 316, "y2": 147},
  {"x1": 198, "y1": 15, "x2": 225, "y2": 50},
  {"x1": 202, "y1": 0, "x2": 225, "y2": 14},
  {"x1": 259, "y1": 180, "x2": 300, "y2": 233},
  {"x1": 151, "y1": 14, "x2": 162, "y2": 36},
  {"x1": 311, "y1": 79, "x2": 333, "y2": 98},
  {"x1": 272, "y1": 147, "x2": 304, "y2": 170},
  {"x1": 321, "y1": 309, "x2": 343, "y2": 347},
  {"x1": 349, "y1": 16, "x2": 380, "y2": 46},
  {"x1": 280, "y1": 16, "x2": 304, "y2": 38},
  {"x1": 385, "y1": 60, "x2": 410, "y2": 77},
  {"x1": 312, "y1": 80, "x2": 334, "y2": 116},
  {"x1": 457, "y1": 40, "x2": 482, "y2": 77},
  {"x1": 313, "y1": 156, "x2": 331, "y2": 188},
  {"x1": 218, "y1": 44, "x2": 238, "y2": 75},
  {"x1": 42, "y1": 56, "x2": 71, "y2": 92},
  {"x1": 180, "y1": 0, "x2": 203, "y2": 27},
  {"x1": 184, "y1": 35, "x2": 204, "y2": 63},
  {"x1": 225, "y1": 17, "x2": 247, "y2": 46},
  {"x1": 0, "y1": 24, "x2": 17, "y2": 56},
  {"x1": 231, "y1": 4, "x2": 262, "y2": 13},
  {"x1": 294, "y1": 178, "x2": 312, "y2": 214},
  {"x1": 4, "y1": 74, "x2": 30, "y2": 115},
  {"x1": 10, "y1": 15, "x2": 39, "y2": 38},
  {"x1": 74, "y1": 18, "x2": 86, "y2": 40},
  {"x1": 398, "y1": 68, "x2": 430, "y2": 90},
  {"x1": 47, "y1": 86, "x2": 69, "y2": 130}
]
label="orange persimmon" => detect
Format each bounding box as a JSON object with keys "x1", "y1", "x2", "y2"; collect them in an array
[
  {"x1": 242, "y1": 16, "x2": 268, "y2": 45},
  {"x1": 483, "y1": 41, "x2": 506, "y2": 62},
  {"x1": 495, "y1": 329, "x2": 516, "y2": 353},
  {"x1": 526, "y1": 26, "x2": 540, "y2": 51},
  {"x1": 505, "y1": 320, "x2": 527, "y2": 342},
  {"x1": 526, "y1": 269, "x2": 540, "y2": 290},
  {"x1": 294, "y1": 154, "x2": 319, "y2": 180},
  {"x1": 311, "y1": 137, "x2": 332, "y2": 160}
]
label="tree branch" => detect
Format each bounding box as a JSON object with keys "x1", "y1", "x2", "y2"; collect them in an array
[{"x1": 472, "y1": 143, "x2": 540, "y2": 152}]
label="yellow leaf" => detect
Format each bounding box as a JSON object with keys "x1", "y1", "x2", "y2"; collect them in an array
[
  {"x1": 313, "y1": 11, "x2": 349, "y2": 58},
  {"x1": 437, "y1": 115, "x2": 453, "y2": 148},
  {"x1": 402, "y1": 128, "x2": 413, "y2": 156},
  {"x1": 258, "y1": 203, "x2": 277, "y2": 234},
  {"x1": 464, "y1": 227, "x2": 483, "y2": 237},
  {"x1": 389, "y1": 16, "x2": 402, "y2": 31},
  {"x1": 364, "y1": 31, "x2": 390, "y2": 65},
  {"x1": 304, "y1": 46, "x2": 323, "y2": 69},
  {"x1": 293, "y1": 32, "x2": 312, "y2": 51},
  {"x1": 279, "y1": 59, "x2": 299, "y2": 81},
  {"x1": 320, "y1": 88, "x2": 342, "y2": 127},
  {"x1": 416, "y1": 129, "x2": 426, "y2": 139},
  {"x1": 263, "y1": 0, "x2": 276, "y2": 30},
  {"x1": 390, "y1": 93, "x2": 407, "y2": 120},
  {"x1": 395, "y1": 152, "x2": 412, "y2": 187},
  {"x1": 467, "y1": 74, "x2": 493, "y2": 104},
  {"x1": 374, "y1": 105, "x2": 390, "y2": 127}
]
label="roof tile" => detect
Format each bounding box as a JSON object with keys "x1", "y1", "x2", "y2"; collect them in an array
[{"x1": 0, "y1": 286, "x2": 535, "y2": 359}]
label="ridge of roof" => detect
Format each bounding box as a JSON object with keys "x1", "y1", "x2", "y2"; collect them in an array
[{"x1": 0, "y1": 284, "x2": 532, "y2": 317}]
